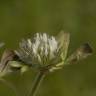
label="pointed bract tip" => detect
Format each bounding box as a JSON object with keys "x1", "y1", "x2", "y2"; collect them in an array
[{"x1": 81, "y1": 43, "x2": 93, "y2": 54}]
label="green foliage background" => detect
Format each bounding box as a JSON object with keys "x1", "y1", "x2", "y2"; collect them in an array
[{"x1": 0, "y1": 0, "x2": 96, "y2": 96}]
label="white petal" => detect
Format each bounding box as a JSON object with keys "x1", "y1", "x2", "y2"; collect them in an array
[
  {"x1": 42, "y1": 33, "x2": 48, "y2": 43},
  {"x1": 27, "y1": 39, "x2": 32, "y2": 48}
]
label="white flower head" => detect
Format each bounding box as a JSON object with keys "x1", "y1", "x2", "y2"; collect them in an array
[{"x1": 15, "y1": 32, "x2": 70, "y2": 72}]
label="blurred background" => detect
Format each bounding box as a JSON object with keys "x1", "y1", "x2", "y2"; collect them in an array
[{"x1": 0, "y1": 0, "x2": 96, "y2": 96}]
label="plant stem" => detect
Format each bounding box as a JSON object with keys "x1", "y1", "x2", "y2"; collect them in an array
[{"x1": 27, "y1": 71, "x2": 46, "y2": 96}]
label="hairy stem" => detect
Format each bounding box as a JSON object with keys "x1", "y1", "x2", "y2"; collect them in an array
[{"x1": 27, "y1": 71, "x2": 46, "y2": 96}]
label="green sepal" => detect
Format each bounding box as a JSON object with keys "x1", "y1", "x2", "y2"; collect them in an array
[{"x1": 56, "y1": 31, "x2": 70, "y2": 61}]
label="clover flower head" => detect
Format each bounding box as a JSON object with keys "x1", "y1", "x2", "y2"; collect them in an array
[{"x1": 15, "y1": 32, "x2": 70, "y2": 72}]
